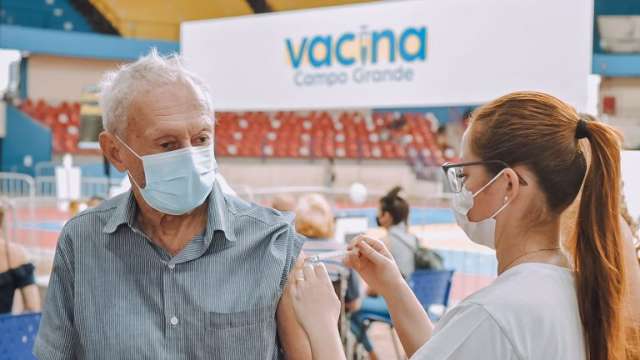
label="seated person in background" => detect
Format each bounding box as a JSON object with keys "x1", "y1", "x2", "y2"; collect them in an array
[
  {"x1": 0, "y1": 208, "x2": 41, "y2": 314},
  {"x1": 272, "y1": 194, "x2": 297, "y2": 213},
  {"x1": 86, "y1": 196, "x2": 105, "y2": 208},
  {"x1": 295, "y1": 194, "x2": 361, "y2": 312},
  {"x1": 376, "y1": 187, "x2": 442, "y2": 280}
]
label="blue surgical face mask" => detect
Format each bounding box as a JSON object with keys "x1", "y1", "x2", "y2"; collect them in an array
[{"x1": 116, "y1": 136, "x2": 217, "y2": 215}]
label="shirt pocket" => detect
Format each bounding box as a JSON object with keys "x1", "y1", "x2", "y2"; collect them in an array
[{"x1": 205, "y1": 303, "x2": 278, "y2": 359}]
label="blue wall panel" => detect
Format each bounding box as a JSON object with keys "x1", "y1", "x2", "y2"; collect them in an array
[
  {"x1": 2, "y1": 105, "x2": 52, "y2": 175},
  {"x1": 0, "y1": 25, "x2": 179, "y2": 61}
]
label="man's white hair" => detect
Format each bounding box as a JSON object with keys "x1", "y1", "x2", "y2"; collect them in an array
[{"x1": 99, "y1": 49, "x2": 213, "y2": 135}]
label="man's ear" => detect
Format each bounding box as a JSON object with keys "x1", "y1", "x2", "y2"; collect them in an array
[{"x1": 99, "y1": 132, "x2": 126, "y2": 172}]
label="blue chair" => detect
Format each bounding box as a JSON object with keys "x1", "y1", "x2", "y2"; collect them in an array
[
  {"x1": 351, "y1": 270, "x2": 454, "y2": 359},
  {"x1": 410, "y1": 269, "x2": 455, "y2": 320},
  {"x1": 0, "y1": 312, "x2": 42, "y2": 360}
]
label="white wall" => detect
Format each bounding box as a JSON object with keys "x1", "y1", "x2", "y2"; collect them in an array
[
  {"x1": 217, "y1": 157, "x2": 441, "y2": 199},
  {"x1": 599, "y1": 78, "x2": 640, "y2": 148},
  {"x1": 27, "y1": 55, "x2": 122, "y2": 102}
]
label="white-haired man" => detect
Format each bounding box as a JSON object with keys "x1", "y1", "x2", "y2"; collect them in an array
[{"x1": 34, "y1": 51, "x2": 311, "y2": 359}]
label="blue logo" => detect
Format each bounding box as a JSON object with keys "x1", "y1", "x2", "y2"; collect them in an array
[{"x1": 285, "y1": 26, "x2": 427, "y2": 69}]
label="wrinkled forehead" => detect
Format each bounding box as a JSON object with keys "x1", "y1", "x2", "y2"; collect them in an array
[{"x1": 127, "y1": 82, "x2": 213, "y2": 138}]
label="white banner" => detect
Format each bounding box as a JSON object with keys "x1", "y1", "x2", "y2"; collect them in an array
[{"x1": 181, "y1": 0, "x2": 593, "y2": 111}]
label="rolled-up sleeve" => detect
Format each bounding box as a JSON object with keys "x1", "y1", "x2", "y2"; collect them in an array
[
  {"x1": 277, "y1": 220, "x2": 306, "y2": 290},
  {"x1": 34, "y1": 230, "x2": 80, "y2": 359}
]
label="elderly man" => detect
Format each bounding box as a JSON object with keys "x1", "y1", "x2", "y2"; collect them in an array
[{"x1": 34, "y1": 51, "x2": 311, "y2": 359}]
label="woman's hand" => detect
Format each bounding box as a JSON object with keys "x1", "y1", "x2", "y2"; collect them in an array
[
  {"x1": 289, "y1": 262, "x2": 341, "y2": 338},
  {"x1": 344, "y1": 235, "x2": 404, "y2": 297}
]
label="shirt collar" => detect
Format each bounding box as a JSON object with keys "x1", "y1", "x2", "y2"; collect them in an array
[
  {"x1": 102, "y1": 182, "x2": 236, "y2": 246},
  {"x1": 204, "y1": 181, "x2": 237, "y2": 246},
  {"x1": 102, "y1": 191, "x2": 137, "y2": 234},
  {"x1": 389, "y1": 222, "x2": 409, "y2": 234}
]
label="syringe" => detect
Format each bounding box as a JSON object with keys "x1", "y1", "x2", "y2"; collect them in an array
[{"x1": 305, "y1": 250, "x2": 349, "y2": 263}]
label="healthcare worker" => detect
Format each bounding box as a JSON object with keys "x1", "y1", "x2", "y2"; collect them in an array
[{"x1": 288, "y1": 91, "x2": 637, "y2": 360}]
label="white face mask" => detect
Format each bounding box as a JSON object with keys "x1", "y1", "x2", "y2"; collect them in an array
[
  {"x1": 116, "y1": 136, "x2": 217, "y2": 215},
  {"x1": 451, "y1": 170, "x2": 511, "y2": 249}
]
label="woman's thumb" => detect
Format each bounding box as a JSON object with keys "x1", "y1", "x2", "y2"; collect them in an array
[{"x1": 357, "y1": 240, "x2": 388, "y2": 266}]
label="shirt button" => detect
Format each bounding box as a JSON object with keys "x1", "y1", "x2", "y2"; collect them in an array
[
  {"x1": 168, "y1": 263, "x2": 175, "y2": 270},
  {"x1": 170, "y1": 316, "x2": 179, "y2": 326}
]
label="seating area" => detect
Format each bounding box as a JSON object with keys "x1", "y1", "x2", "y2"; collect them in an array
[
  {"x1": 0, "y1": 312, "x2": 41, "y2": 360},
  {"x1": 0, "y1": 0, "x2": 93, "y2": 33},
  {"x1": 15, "y1": 102, "x2": 455, "y2": 166},
  {"x1": 19, "y1": 99, "x2": 81, "y2": 154},
  {"x1": 215, "y1": 111, "x2": 452, "y2": 164}
]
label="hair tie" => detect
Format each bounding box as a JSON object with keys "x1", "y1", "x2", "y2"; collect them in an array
[{"x1": 575, "y1": 119, "x2": 589, "y2": 139}]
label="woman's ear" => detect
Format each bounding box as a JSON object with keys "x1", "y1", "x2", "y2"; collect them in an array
[{"x1": 502, "y1": 168, "x2": 520, "y2": 204}]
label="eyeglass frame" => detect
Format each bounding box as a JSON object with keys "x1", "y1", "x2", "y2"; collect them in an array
[{"x1": 441, "y1": 160, "x2": 528, "y2": 193}]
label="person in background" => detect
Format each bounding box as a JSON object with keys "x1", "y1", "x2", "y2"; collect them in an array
[
  {"x1": 350, "y1": 187, "x2": 442, "y2": 359},
  {"x1": 377, "y1": 186, "x2": 442, "y2": 279},
  {"x1": 289, "y1": 91, "x2": 636, "y2": 359},
  {"x1": 272, "y1": 194, "x2": 297, "y2": 213},
  {"x1": 68, "y1": 200, "x2": 81, "y2": 217},
  {"x1": 295, "y1": 194, "x2": 361, "y2": 312},
  {"x1": 86, "y1": 196, "x2": 105, "y2": 208},
  {"x1": 376, "y1": 186, "x2": 415, "y2": 278},
  {"x1": 0, "y1": 208, "x2": 40, "y2": 314}
]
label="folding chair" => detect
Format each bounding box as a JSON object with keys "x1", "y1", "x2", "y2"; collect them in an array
[{"x1": 0, "y1": 312, "x2": 42, "y2": 360}]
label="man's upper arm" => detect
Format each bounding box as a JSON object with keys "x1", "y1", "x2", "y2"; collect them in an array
[
  {"x1": 275, "y1": 221, "x2": 312, "y2": 360},
  {"x1": 34, "y1": 231, "x2": 79, "y2": 359}
]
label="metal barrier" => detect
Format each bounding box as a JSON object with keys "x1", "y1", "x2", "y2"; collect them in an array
[
  {"x1": 35, "y1": 176, "x2": 56, "y2": 198},
  {"x1": 34, "y1": 162, "x2": 56, "y2": 178},
  {"x1": 0, "y1": 173, "x2": 36, "y2": 199},
  {"x1": 35, "y1": 175, "x2": 120, "y2": 199},
  {"x1": 81, "y1": 177, "x2": 120, "y2": 199}
]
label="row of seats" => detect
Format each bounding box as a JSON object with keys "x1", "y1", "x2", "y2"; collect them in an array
[
  {"x1": 19, "y1": 99, "x2": 81, "y2": 153},
  {"x1": 215, "y1": 111, "x2": 451, "y2": 164},
  {"x1": 16, "y1": 99, "x2": 454, "y2": 165},
  {"x1": 0, "y1": 0, "x2": 93, "y2": 33}
]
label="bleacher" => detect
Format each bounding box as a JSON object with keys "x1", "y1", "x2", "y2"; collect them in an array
[
  {"x1": 0, "y1": 0, "x2": 93, "y2": 33},
  {"x1": 215, "y1": 111, "x2": 452, "y2": 164},
  {"x1": 15, "y1": 100, "x2": 457, "y2": 167},
  {"x1": 19, "y1": 99, "x2": 81, "y2": 154}
]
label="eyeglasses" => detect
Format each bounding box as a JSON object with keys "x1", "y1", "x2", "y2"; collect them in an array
[{"x1": 441, "y1": 160, "x2": 528, "y2": 193}]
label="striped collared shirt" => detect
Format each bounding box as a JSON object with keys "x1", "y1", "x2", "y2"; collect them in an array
[{"x1": 34, "y1": 182, "x2": 304, "y2": 360}]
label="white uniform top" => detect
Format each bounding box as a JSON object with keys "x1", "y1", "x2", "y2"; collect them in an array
[{"x1": 412, "y1": 263, "x2": 586, "y2": 360}]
